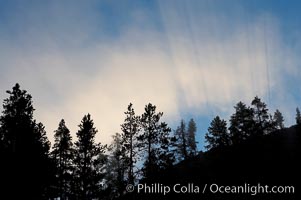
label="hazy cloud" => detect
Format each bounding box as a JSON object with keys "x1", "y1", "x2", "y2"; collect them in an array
[{"x1": 0, "y1": 1, "x2": 300, "y2": 146}]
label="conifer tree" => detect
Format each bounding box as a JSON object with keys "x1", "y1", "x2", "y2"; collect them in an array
[
  {"x1": 296, "y1": 107, "x2": 301, "y2": 125},
  {"x1": 173, "y1": 119, "x2": 188, "y2": 161},
  {"x1": 229, "y1": 101, "x2": 255, "y2": 144},
  {"x1": 120, "y1": 103, "x2": 139, "y2": 184},
  {"x1": 138, "y1": 103, "x2": 173, "y2": 180},
  {"x1": 73, "y1": 114, "x2": 106, "y2": 200},
  {"x1": 0, "y1": 83, "x2": 53, "y2": 199},
  {"x1": 273, "y1": 109, "x2": 285, "y2": 129},
  {"x1": 187, "y1": 118, "x2": 197, "y2": 156},
  {"x1": 251, "y1": 96, "x2": 271, "y2": 135},
  {"x1": 105, "y1": 133, "x2": 127, "y2": 198},
  {"x1": 52, "y1": 119, "x2": 74, "y2": 200},
  {"x1": 205, "y1": 116, "x2": 230, "y2": 150}
]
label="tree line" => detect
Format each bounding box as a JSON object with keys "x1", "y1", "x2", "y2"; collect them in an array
[
  {"x1": 0, "y1": 84, "x2": 197, "y2": 199},
  {"x1": 0, "y1": 84, "x2": 300, "y2": 200},
  {"x1": 205, "y1": 97, "x2": 301, "y2": 150}
]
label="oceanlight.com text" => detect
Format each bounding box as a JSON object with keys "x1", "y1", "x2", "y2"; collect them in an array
[
  {"x1": 127, "y1": 183, "x2": 295, "y2": 196},
  {"x1": 209, "y1": 183, "x2": 295, "y2": 195}
]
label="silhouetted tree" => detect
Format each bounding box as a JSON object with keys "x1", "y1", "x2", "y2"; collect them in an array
[
  {"x1": 120, "y1": 103, "x2": 139, "y2": 184},
  {"x1": 0, "y1": 83, "x2": 53, "y2": 199},
  {"x1": 52, "y1": 119, "x2": 74, "y2": 200},
  {"x1": 251, "y1": 96, "x2": 272, "y2": 135},
  {"x1": 296, "y1": 107, "x2": 301, "y2": 125},
  {"x1": 229, "y1": 101, "x2": 255, "y2": 144},
  {"x1": 273, "y1": 109, "x2": 285, "y2": 129},
  {"x1": 73, "y1": 114, "x2": 106, "y2": 200},
  {"x1": 173, "y1": 119, "x2": 188, "y2": 161},
  {"x1": 138, "y1": 103, "x2": 173, "y2": 180},
  {"x1": 187, "y1": 118, "x2": 197, "y2": 156},
  {"x1": 105, "y1": 133, "x2": 126, "y2": 199},
  {"x1": 157, "y1": 121, "x2": 175, "y2": 170},
  {"x1": 0, "y1": 128, "x2": 4, "y2": 153},
  {"x1": 205, "y1": 116, "x2": 231, "y2": 150}
]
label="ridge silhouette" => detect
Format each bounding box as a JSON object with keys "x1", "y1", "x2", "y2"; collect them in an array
[
  {"x1": 0, "y1": 84, "x2": 299, "y2": 200},
  {"x1": 120, "y1": 124, "x2": 300, "y2": 200}
]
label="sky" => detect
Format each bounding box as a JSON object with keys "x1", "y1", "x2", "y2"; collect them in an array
[{"x1": 0, "y1": 0, "x2": 301, "y2": 150}]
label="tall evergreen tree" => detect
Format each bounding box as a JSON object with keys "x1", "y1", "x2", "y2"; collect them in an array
[
  {"x1": 0, "y1": 83, "x2": 53, "y2": 199},
  {"x1": 105, "y1": 133, "x2": 127, "y2": 198},
  {"x1": 138, "y1": 103, "x2": 173, "y2": 180},
  {"x1": 173, "y1": 119, "x2": 188, "y2": 161},
  {"x1": 0, "y1": 125, "x2": 4, "y2": 153},
  {"x1": 187, "y1": 118, "x2": 197, "y2": 156},
  {"x1": 52, "y1": 119, "x2": 74, "y2": 200},
  {"x1": 251, "y1": 96, "x2": 272, "y2": 135},
  {"x1": 205, "y1": 116, "x2": 231, "y2": 150},
  {"x1": 120, "y1": 103, "x2": 139, "y2": 184},
  {"x1": 296, "y1": 107, "x2": 301, "y2": 125},
  {"x1": 229, "y1": 101, "x2": 255, "y2": 144},
  {"x1": 273, "y1": 109, "x2": 285, "y2": 129},
  {"x1": 73, "y1": 114, "x2": 106, "y2": 200},
  {"x1": 157, "y1": 121, "x2": 175, "y2": 170}
]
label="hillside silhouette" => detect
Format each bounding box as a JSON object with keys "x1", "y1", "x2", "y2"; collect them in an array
[
  {"x1": 121, "y1": 124, "x2": 300, "y2": 200},
  {"x1": 0, "y1": 84, "x2": 299, "y2": 200}
]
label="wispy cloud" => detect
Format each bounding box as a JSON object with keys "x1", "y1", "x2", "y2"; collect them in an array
[{"x1": 0, "y1": 1, "x2": 300, "y2": 146}]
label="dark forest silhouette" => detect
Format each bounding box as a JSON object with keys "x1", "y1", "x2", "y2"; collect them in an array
[{"x1": 0, "y1": 84, "x2": 299, "y2": 200}]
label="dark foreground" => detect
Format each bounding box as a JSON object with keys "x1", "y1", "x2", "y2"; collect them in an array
[{"x1": 120, "y1": 124, "x2": 300, "y2": 200}]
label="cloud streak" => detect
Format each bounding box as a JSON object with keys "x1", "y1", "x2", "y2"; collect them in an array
[{"x1": 0, "y1": 1, "x2": 300, "y2": 146}]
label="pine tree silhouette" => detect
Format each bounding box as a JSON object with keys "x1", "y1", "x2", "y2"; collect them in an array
[
  {"x1": 0, "y1": 83, "x2": 54, "y2": 199},
  {"x1": 73, "y1": 114, "x2": 107, "y2": 200},
  {"x1": 51, "y1": 119, "x2": 74, "y2": 200},
  {"x1": 106, "y1": 133, "x2": 127, "y2": 198},
  {"x1": 120, "y1": 103, "x2": 140, "y2": 184},
  {"x1": 187, "y1": 118, "x2": 197, "y2": 156},
  {"x1": 205, "y1": 116, "x2": 231, "y2": 150},
  {"x1": 173, "y1": 119, "x2": 188, "y2": 161},
  {"x1": 273, "y1": 109, "x2": 285, "y2": 129},
  {"x1": 138, "y1": 103, "x2": 173, "y2": 181},
  {"x1": 296, "y1": 107, "x2": 301, "y2": 125},
  {"x1": 251, "y1": 96, "x2": 272, "y2": 135},
  {"x1": 229, "y1": 101, "x2": 255, "y2": 144}
]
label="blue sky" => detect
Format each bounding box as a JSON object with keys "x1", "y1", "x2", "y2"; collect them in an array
[{"x1": 0, "y1": 0, "x2": 300, "y2": 150}]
